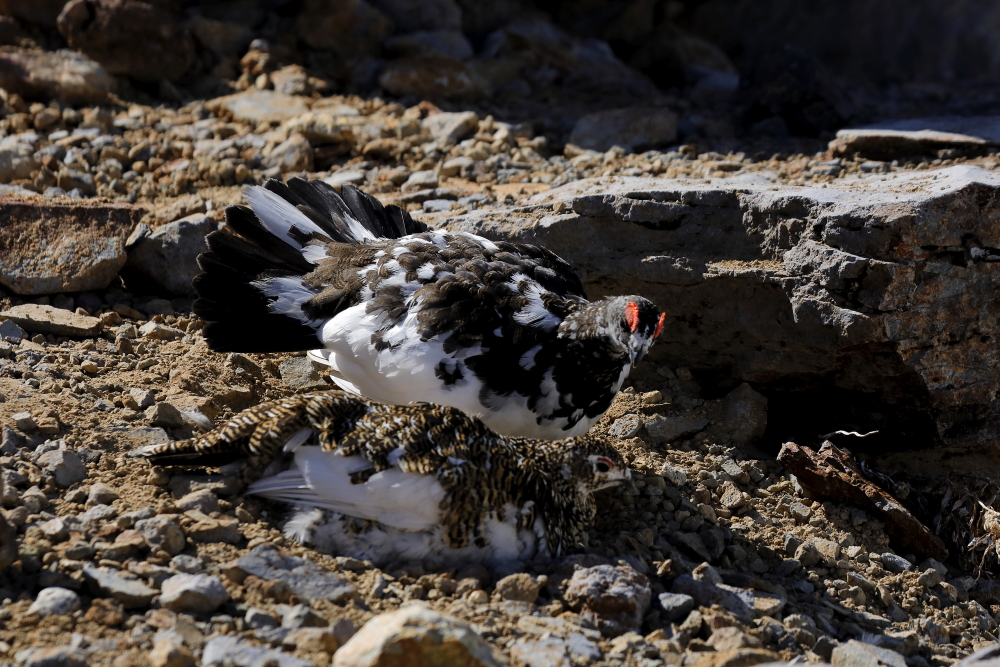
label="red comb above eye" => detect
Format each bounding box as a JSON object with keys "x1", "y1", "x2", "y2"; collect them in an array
[
  {"x1": 654, "y1": 313, "x2": 665, "y2": 339},
  {"x1": 625, "y1": 302, "x2": 639, "y2": 333}
]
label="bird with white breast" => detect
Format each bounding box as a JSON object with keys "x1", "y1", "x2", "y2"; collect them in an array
[{"x1": 193, "y1": 177, "x2": 665, "y2": 439}]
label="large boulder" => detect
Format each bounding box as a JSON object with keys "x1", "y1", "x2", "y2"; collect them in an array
[
  {"x1": 445, "y1": 165, "x2": 1000, "y2": 458},
  {"x1": 57, "y1": 0, "x2": 195, "y2": 82},
  {"x1": 0, "y1": 198, "x2": 141, "y2": 295},
  {"x1": 0, "y1": 48, "x2": 111, "y2": 104},
  {"x1": 124, "y1": 214, "x2": 218, "y2": 296},
  {"x1": 296, "y1": 0, "x2": 392, "y2": 56}
]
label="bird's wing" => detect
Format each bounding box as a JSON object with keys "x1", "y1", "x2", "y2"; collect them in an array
[{"x1": 249, "y1": 447, "x2": 446, "y2": 531}]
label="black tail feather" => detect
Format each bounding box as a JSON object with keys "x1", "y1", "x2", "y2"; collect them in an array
[{"x1": 194, "y1": 177, "x2": 429, "y2": 353}]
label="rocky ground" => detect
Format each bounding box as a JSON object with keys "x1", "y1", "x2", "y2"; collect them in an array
[
  {"x1": 2, "y1": 9, "x2": 1000, "y2": 667},
  {"x1": 1, "y1": 282, "x2": 999, "y2": 667},
  {"x1": 1, "y1": 94, "x2": 1000, "y2": 666}
]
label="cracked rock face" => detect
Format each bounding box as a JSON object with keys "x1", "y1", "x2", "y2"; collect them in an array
[{"x1": 446, "y1": 165, "x2": 1000, "y2": 451}]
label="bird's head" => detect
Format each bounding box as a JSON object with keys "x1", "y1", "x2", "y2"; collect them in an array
[
  {"x1": 552, "y1": 438, "x2": 630, "y2": 492},
  {"x1": 560, "y1": 295, "x2": 664, "y2": 365},
  {"x1": 620, "y1": 296, "x2": 665, "y2": 364}
]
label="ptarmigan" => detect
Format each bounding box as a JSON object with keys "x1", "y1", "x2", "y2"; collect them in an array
[
  {"x1": 194, "y1": 177, "x2": 665, "y2": 439},
  {"x1": 130, "y1": 391, "x2": 630, "y2": 565}
]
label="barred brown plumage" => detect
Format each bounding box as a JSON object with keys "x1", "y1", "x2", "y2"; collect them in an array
[{"x1": 130, "y1": 390, "x2": 630, "y2": 564}]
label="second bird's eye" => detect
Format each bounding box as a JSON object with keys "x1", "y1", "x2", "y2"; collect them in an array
[{"x1": 596, "y1": 462, "x2": 610, "y2": 473}]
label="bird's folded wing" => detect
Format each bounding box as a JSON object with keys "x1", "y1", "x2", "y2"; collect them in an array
[{"x1": 249, "y1": 447, "x2": 445, "y2": 532}]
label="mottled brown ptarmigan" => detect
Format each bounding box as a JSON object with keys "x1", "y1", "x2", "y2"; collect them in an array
[{"x1": 130, "y1": 390, "x2": 630, "y2": 566}]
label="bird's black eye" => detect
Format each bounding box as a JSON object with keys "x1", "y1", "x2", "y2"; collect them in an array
[{"x1": 596, "y1": 461, "x2": 610, "y2": 473}]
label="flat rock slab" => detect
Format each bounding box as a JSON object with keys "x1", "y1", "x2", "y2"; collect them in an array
[
  {"x1": 831, "y1": 115, "x2": 1000, "y2": 159},
  {"x1": 82, "y1": 565, "x2": 157, "y2": 608},
  {"x1": 229, "y1": 544, "x2": 357, "y2": 603},
  {"x1": 0, "y1": 304, "x2": 102, "y2": 336},
  {"x1": 0, "y1": 197, "x2": 142, "y2": 295},
  {"x1": 202, "y1": 636, "x2": 313, "y2": 667},
  {"x1": 212, "y1": 89, "x2": 310, "y2": 125},
  {"x1": 445, "y1": 165, "x2": 1000, "y2": 452}
]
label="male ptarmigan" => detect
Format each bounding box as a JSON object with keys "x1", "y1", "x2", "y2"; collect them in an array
[
  {"x1": 194, "y1": 177, "x2": 664, "y2": 439},
  {"x1": 130, "y1": 391, "x2": 629, "y2": 565}
]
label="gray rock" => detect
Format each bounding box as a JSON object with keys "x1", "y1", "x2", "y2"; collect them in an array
[
  {"x1": 510, "y1": 636, "x2": 570, "y2": 667},
  {"x1": 136, "y1": 516, "x2": 186, "y2": 555},
  {"x1": 263, "y1": 133, "x2": 314, "y2": 174},
  {"x1": 280, "y1": 604, "x2": 327, "y2": 629},
  {"x1": 125, "y1": 214, "x2": 217, "y2": 295},
  {"x1": 401, "y1": 169, "x2": 440, "y2": 192},
  {"x1": 202, "y1": 636, "x2": 313, "y2": 667},
  {"x1": 170, "y1": 554, "x2": 205, "y2": 574},
  {"x1": 246, "y1": 607, "x2": 280, "y2": 629},
  {"x1": 721, "y1": 383, "x2": 768, "y2": 444},
  {"x1": 0, "y1": 319, "x2": 24, "y2": 343},
  {"x1": 567, "y1": 633, "x2": 601, "y2": 662},
  {"x1": 139, "y1": 321, "x2": 184, "y2": 340},
  {"x1": 87, "y1": 482, "x2": 119, "y2": 506},
  {"x1": 28, "y1": 588, "x2": 81, "y2": 617},
  {"x1": 645, "y1": 415, "x2": 709, "y2": 443},
  {"x1": 563, "y1": 564, "x2": 651, "y2": 633},
  {"x1": 880, "y1": 553, "x2": 913, "y2": 574},
  {"x1": 0, "y1": 198, "x2": 139, "y2": 295},
  {"x1": 13, "y1": 412, "x2": 36, "y2": 431},
  {"x1": 421, "y1": 111, "x2": 478, "y2": 146},
  {"x1": 0, "y1": 304, "x2": 102, "y2": 336},
  {"x1": 0, "y1": 142, "x2": 39, "y2": 181},
  {"x1": 279, "y1": 356, "x2": 328, "y2": 391},
  {"x1": 57, "y1": 169, "x2": 95, "y2": 195},
  {"x1": 175, "y1": 489, "x2": 220, "y2": 514},
  {"x1": 324, "y1": 170, "x2": 367, "y2": 189},
  {"x1": 445, "y1": 166, "x2": 1000, "y2": 453},
  {"x1": 229, "y1": 543, "x2": 357, "y2": 603},
  {"x1": 82, "y1": 565, "x2": 158, "y2": 608},
  {"x1": 423, "y1": 199, "x2": 453, "y2": 212},
  {"x1": 146, "y1": 402, "x2": 185, "y2": 428},
  {"x1": 918, "y1": 618, "x2": 949, "y2": 645},
  {"x1": 129, "y1": 388, "x2": 156, "y2": 409},
  {"x1": 21, "y1": 646, "x2": 88, "y2": 667},
  {"x1": 40, "y1": 518, "x2": 68, "y2": 542},
  {"x1": 569, "y1": 107, "x2": 678, "y2": 153},
  {"x1": 830, "y1": 116, "x2": 1000, "y2": 160},
  {"x1": 609, "y1": 414, "x2": 644, "y2": 439},
  {"x1": 38, "y1": 449, "x2": 87, "y2": 487},
  {"x1": 658, "y1": 591, "x2": 695, "y2": 622},
  {"x1": 160, "y1": 573, "x2": 229, "y2": 613},
  {"x1": 671, "y1": 574, "x2": 754, "y2": 623},
  {"x1": 831, "y1": 639, "x2": 906, "y2": 667}
]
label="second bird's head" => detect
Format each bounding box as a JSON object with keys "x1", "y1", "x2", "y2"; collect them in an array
[{"x1": 561, "y1": 295, "x2": 665, "y2": 364}]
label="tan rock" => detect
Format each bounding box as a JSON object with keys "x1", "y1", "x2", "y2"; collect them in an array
[
  {"x1": 694, "y1": 649, "x2": 780, "y2": 667},
  {"x1": 495, "y1": 573, "x2": 541, "y2": 603},
  {"x1": 333, "y1": 605, "x2": 504, "y2": 667},
  {"x1": 0, "y1": 304, "x2": 101, "y2": 336},
  {"x1": 149, "y1": 635, "x2": 195, "y2": 667}
]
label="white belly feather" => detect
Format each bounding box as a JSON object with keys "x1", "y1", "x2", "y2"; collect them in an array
[{"x1": 314, "y1": 303, "x2": 595, "y2": 439}]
